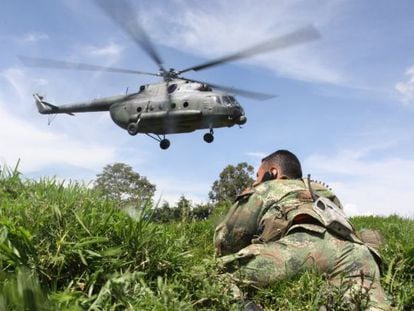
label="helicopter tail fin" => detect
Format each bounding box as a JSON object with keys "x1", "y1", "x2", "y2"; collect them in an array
[
  {"x1": 33, "y1": 93, "x2": 74, "y2": 116},
  {"x1": 33, "y1": 93, "x2": 57, "y2": 114}
]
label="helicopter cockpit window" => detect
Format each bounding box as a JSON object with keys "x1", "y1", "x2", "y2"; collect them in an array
[
  {"x1": 214, "y1": 96, "x2": 222, "y2": 104},
  {"x1": 222, "y1": 96, "x2": 232, "y2": 105},
  {"x1": 167, "y1": 83, "x2": 178, "y2": 94},
  {"x1": 228, "y1": 96, "x2": 237, "y2": 103}
]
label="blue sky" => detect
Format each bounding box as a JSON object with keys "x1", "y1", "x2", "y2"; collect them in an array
[{"x1": 1, "y1": 0, "x2": 413, "y2": 216}]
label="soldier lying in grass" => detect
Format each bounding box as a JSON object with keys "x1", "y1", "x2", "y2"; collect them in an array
[{"x1": 214, "y1": 149, "x2": 393, "y2": 310}]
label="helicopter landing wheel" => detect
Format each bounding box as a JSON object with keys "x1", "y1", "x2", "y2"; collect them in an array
[
  {"x1": 127, "y1": 123, "x2": 139, "y2": 136},
  {"x1": 203, "y1": 133, "x2": 214, "y2": 143},
  {"x1": 160, "y1": 139, "x2": 171, "y2": 150}
]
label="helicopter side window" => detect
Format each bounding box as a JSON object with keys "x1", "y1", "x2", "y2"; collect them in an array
[
  {"x1": 167, "y1": 83, "x2": 177, "y2": 94},
  {"x1": 139, "y1": 85, "x2": 146, "y2": 93},
  {"x1": 214, "y1": 96, "x2": 222, "y2": 104}
]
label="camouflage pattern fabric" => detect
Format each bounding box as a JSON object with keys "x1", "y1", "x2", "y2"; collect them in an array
[
  {"x1": 219, "y1": 228, "x2": 391, "y2": 310},
  {"x1": 214, "y1": 179, "x2": 393, "y2": 310}
]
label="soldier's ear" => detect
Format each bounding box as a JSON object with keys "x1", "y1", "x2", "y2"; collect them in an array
[{"x1": 270, "y1": 167, "x2": 278, "y2": 179}]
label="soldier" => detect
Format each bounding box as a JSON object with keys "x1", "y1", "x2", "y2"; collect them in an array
[{"x1": 214, "y1": 150, "x2": 392, "y2": 310}]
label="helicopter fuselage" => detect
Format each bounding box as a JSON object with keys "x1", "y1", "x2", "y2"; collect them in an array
[
  {"x1": 110, "y1": 80, "x2": 246, "y2": 135},
  {"x1": 34, "y1": 80, "x2": 247, "y2": 137}
]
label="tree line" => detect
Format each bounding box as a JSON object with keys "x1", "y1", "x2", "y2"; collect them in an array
[{"x1": 93, "y1": 162, "x2": 254, "y2": 222}]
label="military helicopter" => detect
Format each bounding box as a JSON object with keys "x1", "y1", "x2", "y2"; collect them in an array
[{"x1": 20, "y1": 0, "x2": 320, "y2": 149}]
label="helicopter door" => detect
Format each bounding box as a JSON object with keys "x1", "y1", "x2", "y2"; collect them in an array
[{"x1": 203, "y1": 96, "x2": 215, "y2": 113}]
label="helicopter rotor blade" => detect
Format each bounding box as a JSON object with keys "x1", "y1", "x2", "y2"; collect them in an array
[
  {"x1": 95, "y1": 0, "x2": 166, "y2": 72},
  {"x1": 179, "y1": 77, "x2": 275, "y2": 101},
  {"x1": 178, "y1": 25, "x2": 320, "y2": 74},
  {"x1": 18, "y1": 56, "x2": 159, "y2": 76}
]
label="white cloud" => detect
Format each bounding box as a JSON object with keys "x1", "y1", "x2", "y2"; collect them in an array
[
  {"x1": 0, "y1": 104, "x2": 116, "y2": 173},
  {"x1": 0, "y1": 66, "x2": 118, "y2": 176},
  {"x1": 84, "y1": 41, "x2": 124, "y2": 58},
  {"x1": 20, "y1": 32, "x2": 49, "y2": 43},
  {"x1": 395, "y1": 65, "x2": 414, "y2": 106},
  {"x1": 1, "y1": 68, "x2": 28, "y2": 103},
  {"x1": 246, "y1": 152, "x2": 266, "y2": 160},
  {"x1": 151, "y1": 175, "x2": 211, "y2": 205},
  {"x1": 1, "y1": 69, "x2": 49, "y2": 111},
  {"x1": 304, "y1": 147, "x2": 414, "y2": 217},
  {"x1": 74, "y1": 41, "x2": 126, "y2": 80}
]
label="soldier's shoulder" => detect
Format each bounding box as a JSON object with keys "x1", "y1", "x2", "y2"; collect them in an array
[
  {"x1": 234, "y1": 180, "x2": 283, "y2": 202},
  {"x1": 252, "y1": 179, "x2": 304, "y2": 201},
  {"x1": 234, "y1": 187, "x2": 256, "y2": 202}
]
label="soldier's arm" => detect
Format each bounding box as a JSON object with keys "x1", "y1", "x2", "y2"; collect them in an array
[{"x1": 214, "y1": 192, "x2": 263, "y2": 256}]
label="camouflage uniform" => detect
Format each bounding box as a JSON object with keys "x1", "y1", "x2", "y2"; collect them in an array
[{"x1": 214, "y1": 179, "x2": 392, "y2": 310}]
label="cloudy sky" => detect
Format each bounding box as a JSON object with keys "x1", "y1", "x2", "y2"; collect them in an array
[{"x1": 1, "y1": 0, "x2": 413, "y2": 216}]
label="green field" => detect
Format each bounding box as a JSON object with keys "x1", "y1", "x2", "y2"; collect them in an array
[{"x1": 0, "y1": 168, "x2": 413, "y2": 310}]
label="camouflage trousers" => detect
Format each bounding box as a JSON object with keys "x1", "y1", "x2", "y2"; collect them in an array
[{"x1": 219, "y1": 226, "x2": 393, "y2": 310}]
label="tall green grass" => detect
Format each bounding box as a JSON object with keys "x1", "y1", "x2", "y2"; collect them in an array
[{"x1": 0, "y1": 167, "x2": 413, "y2": 310}]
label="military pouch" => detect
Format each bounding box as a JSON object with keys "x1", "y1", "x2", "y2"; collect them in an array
[
  {"x1": 253, "y1": 207, "x2": 290, "y2": 243},
  {"x1": 357, "y1": 229, "x2": 384, "y2": 254},
  {"x1": 260, "y1": 217, "x2": 289, "y2": 242}
]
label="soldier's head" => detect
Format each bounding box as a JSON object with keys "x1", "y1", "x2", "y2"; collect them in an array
[{"x1": 254, "y1": 150, "x2": 302, "y2": 186}]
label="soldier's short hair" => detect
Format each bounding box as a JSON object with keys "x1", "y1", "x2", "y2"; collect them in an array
[{"x1": 262, "y1": 150, "x2": 303, "y2": 179}]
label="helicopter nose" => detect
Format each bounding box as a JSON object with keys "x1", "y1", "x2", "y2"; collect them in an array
[
  {"x1": 237, "y1": 115, "x2": 247, "y2": 125},
  {"x1": 231, "y1": 106, "x2": 246, "y2": 125}
]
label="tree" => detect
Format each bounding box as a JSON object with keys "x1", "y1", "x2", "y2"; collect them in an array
[
  {"x1": 191, "y1": 203, "x2": 213, "y2": 221},
  {"x1": 94, "y1": 163, "x2": 156, "y2": 206},
  {"x1": 209, "y1": 162, "x2": 255, "y2": 203},
  {"x1": 176, "y1": 195, "x2": 191, "y2": 221},
  {"x1": 151, "y1": 201, "x2": 173, "y2": 223}
]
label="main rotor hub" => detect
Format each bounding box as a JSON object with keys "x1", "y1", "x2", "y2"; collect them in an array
[{"x1": 158, "y1": 68, "x2": 179, "y2": 81}]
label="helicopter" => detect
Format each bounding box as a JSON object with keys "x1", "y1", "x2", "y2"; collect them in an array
[{"x1": 20, "y1": 0, "x2": 320, "y2": 150}]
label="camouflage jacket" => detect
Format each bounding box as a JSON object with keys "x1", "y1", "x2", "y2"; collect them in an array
[{"x1": 214, "y1": 178, "x2": 357, "y2": 257}]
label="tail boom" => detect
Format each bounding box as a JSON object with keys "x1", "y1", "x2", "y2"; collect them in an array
[{"x1": 32, "y1": 93, "x2": 127, "y2": 116}]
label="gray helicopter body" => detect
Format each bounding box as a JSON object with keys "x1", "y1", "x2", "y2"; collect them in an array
[
  {"x1": 34, "y1": 79, "x2": 246, "y2": 137},
  {"x1": 113, "y1": 80, "x2": 246, "y2": 135}
]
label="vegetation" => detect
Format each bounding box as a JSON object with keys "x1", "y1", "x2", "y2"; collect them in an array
[
  {"x1": 0, "y1": 165, "x2": 413, "y2": 310},
  {"x1": 150, "y1": 198, "x2": 213, "y2": 223},
  {"x1": 94, "y1": 163, "x2": 156, "y2": 206},
  {"x1": 209, "y1": 162, "x2": 255, "y2": 204}
]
